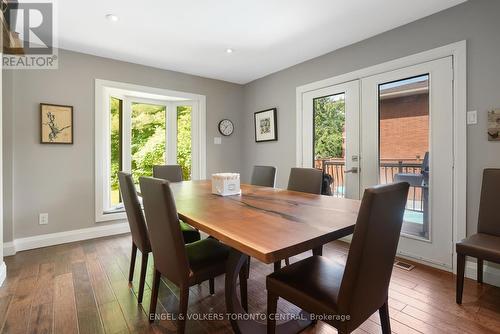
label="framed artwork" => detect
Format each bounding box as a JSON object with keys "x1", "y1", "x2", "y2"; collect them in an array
[
  {"x1": 488, "y1": 109, "x2": 500, "y2": 141},
  {"x1": 254, "y1": 108, "x2": 278, "y2": 142},
  {"x1": 40, "y1": 103, "x2": 73, "y2": 144}
]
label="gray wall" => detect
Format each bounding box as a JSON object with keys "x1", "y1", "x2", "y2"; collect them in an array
[
  {"x1": 242, "y1": 0, "x2": 500, "y2": 236},
  {"x1": 2, "y1": 70, "x2": 13, "y2": 243},
  {"x1": 4, "y1": 0, "x2": 500, "y2": 242},
  {"x1": 0, "y1": 59, "x2": 4, "y2": 263},
  {"x1": 3, "y1": 49, "x2": 243, "y2": 240}
]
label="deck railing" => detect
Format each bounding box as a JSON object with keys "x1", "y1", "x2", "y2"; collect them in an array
[{"x1": 316, "y1": 158, "x2": 424, "y2": 212}]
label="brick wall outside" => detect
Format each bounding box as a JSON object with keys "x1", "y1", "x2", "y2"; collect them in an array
[{"x1": 379, "y1": 94, "x2": 429, "y2": 161}]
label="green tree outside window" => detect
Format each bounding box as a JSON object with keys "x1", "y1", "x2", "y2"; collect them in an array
[{"x1": 313, "y1": 95, "x2": 345, "y2": 160}]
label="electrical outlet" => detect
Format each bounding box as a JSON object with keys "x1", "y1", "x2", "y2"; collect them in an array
[{"x1": 39, "y1": 213, "x2": 49, "y2": 225}]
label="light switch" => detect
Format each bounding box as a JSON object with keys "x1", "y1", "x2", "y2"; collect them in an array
[
  {"x1": 467, "y1": 110, "x2": 477, "y2": 125},
  {"x1": 39, "y1": 213, "x2": 49, "y2": 225},
  {"x1": 214, "y1": 137, "x2": 222, "y2": 145}
]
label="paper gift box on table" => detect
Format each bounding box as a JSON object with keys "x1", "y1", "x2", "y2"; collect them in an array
[{"x1": 212, "y1": 173, "x2": 241, "y2": 196}]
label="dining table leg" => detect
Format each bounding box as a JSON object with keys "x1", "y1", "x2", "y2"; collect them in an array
[{"x1": 225, "y1": 248, "x2": 312, "y2": 334}]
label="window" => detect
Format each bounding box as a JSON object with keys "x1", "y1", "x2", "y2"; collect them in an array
[
  {"x1": 177, "y1": 105, "x2": 192, "y2": 180},
  {"x1": 313, "y1": 93, "x2": 346, "y2": 197},
  {"x1": 378, "y1": 74, "x2": 430, "y2": 239},
  {"x1": 130, "y1": 102, "x2": 167, "y2": 187},
  {"x1": 95, "y1": 80, "x2": 206, "y2": 222},
  {"x1": 110, "y1": 97, "x2": 123, "y2": 206}
]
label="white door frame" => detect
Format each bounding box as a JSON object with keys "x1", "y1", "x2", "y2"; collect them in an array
[{"x1": 296, "y1": 41, "x2": 467, "y2": 273}]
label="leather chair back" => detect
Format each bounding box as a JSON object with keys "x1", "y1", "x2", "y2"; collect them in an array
[
  {"x1": 338, "y1": 182, "x2": 409, "y2": 328},
  {"x1": 118, "y1": 172, "x2": 150, "y2": 252},
  {"x1": 287, "y1": 168, "x2": 322, "y2": 194},
  {"x1": 153, "y1": 165, "x2": 183, "y2": 182},
  {"x1": 478, "y1": 169, "x2": 500, "y2": 236},
  {"x1": 251, "y1": 165, "x2": 277, "y2": 187},
  {"x1": 139, "y1": 177, "x2": 190, "y2": 285}
]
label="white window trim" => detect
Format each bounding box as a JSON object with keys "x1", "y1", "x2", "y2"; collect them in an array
[
  {"x1": 95, "y1": 79, "x2": 206, "y2": 223},
  {"x1": 296, "y1": 41, "x2": 467, "y2": 274}
]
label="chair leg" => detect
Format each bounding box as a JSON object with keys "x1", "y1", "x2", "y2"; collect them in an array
[
  {"x1": 477, "y1": 258, "x2": 483, "y2": 284},
  {"x1": 456, "y1": 253, "x2": 466, "y2": 304},
  {"x1": 209, "y1": 278, "x2": 215, "y2": 295},
  {"x1": 178, "y1": 286, "x2": 190, "y2": 334},
  {"x1": 379, "y1": 300, "x2": 391, "y2": 334},
  {"x1": 138, "y1": 252, "x2": 149, "y2": 303},
  {"x1": 284, "y1": 258, "x2": 290, "y2": 266},
  {"x1": 129, "y1": 242, "x2": 137, "y2": 282},
  {"x1": 149, "y1": 269, "x2": 161, "y2": 323},
  {"x1": 267, "y1": 291, "x2": 278, "y2": 334}
]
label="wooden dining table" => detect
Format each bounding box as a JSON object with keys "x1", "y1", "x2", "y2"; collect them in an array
[{"x1": 169, "y1": 180, "x2": 360, "y2": 334}]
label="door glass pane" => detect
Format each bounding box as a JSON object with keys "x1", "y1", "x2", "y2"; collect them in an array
[
  {"x1": 131, "y1": 102, "x2": 166, "y2": 186},
  {"x1": 378, "y1": 75, "x2": 429, "y2": 239},
  {"x1": 313, "y1": 93, "x2": 346, "y2": 197},
  {"x1": 176, "y1": 105, "x2": 192, "y2": 180},
  {"x1": 110, "y1": 97, "x2": 122, "y2": 208}
]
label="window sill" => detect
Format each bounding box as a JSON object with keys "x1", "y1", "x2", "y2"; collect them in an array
[{"x1": 96, "y1": 210, "x2": 127, "y2": 223}]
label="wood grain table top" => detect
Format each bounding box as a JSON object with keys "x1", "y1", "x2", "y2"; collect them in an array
[{"x1": 169, "y1": 180, "x2": 360, "y2": 263}]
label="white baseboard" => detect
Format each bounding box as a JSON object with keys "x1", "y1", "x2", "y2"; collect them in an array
[
  {"x1": 0, "y1": 262, "x2": 6, "y2": 286},
  {"x1": 3, "y1": 223, "x2": 131, "y2": 256},
  {"x1": 3, "y1": 242, "x2": 15, "y2": 257}
]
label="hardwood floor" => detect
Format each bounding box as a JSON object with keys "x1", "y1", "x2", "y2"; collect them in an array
[{"x1": 0, "y1": 233, "x2": 499, "y2": 334}]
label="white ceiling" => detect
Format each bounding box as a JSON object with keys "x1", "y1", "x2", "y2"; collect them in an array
[{"x1": 55, "y1": 0, "x2": 466, "y2": 84}]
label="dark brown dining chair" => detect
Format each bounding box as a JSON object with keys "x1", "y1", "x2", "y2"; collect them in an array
[
  {"x1": 456, "y1": 168, "x2": 500, "y2": 304},
  {"x1": 267, "y1": 182, "x2": 410, "y2": 334},
  {"x1": 287, "y1": 167, "x2": 323, "y2": 195},
  {"x1": 118, "y1": 172, "x2": 201, "y2": 304},
  {"x1": 251, "y1": 165, "x2": 277, "y2": 187},
  {"x1": 153, "y1": 164, "x2": 183, "y2": 182},
  {"x1": 246, "y1": 165, "x2": 278, "y2": 275},
  {"x1": 139, "y1": 176, "x2": 248, "y2": 333},
  {"x1": 282, "y1": 167, "x2": 323, "y2": 266}
]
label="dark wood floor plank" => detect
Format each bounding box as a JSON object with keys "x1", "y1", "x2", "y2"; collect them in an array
[
  {"x1": 2, "y1": 274, "x2": 39, "y2": 334},
  {"x1": 0, "y1": 295, "x2": 13, "y2": 332},
  {"x1": 53, "y1": 273, "x2": 79, "y2": 334},
  {"x1": 71, "y1": 261, "x2": 105, "y2": 334},
  {"x1": 99, "y1": 300, "x2": 130, "y2": 334},
  {"x1": 28, "y1": 303, "x2": 53, "y2": 334},
  {"x1": 32, "y1": 263, "x2": 55, "y2": 307},
  {"x1": 86, "y1": 257, "x2": 116, "y2": 305},
  {"x1": 1, "y1": 262, "x2": 41, "y2": 334}
]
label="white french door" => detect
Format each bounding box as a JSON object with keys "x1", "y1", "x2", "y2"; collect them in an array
[
  {"x1": 300, "y1": 80, "x2": 360, "y2": 200},
  {"x1": 299, "y1": 57, "x2": 454, "y2": 269},
  {"x1": 361, "y1": 57, "x2": 454, "y2": 269}
]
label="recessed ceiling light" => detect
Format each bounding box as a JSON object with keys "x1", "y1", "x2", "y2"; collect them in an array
[
  {"x1": 226, "y1": 48, "x2": 234, "y2": 54},
  {"x1": 105, "y1": 14, "x2": 119, "y2": 22}
]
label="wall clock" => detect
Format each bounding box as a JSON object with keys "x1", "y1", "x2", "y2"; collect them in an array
[{"x1": 218, "y1": 119, "x2": 234, "y2": 136}]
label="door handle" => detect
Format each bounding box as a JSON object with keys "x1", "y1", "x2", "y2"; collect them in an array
[{"x1": 344, "y1": 167, "x2": 359, "y2": 174}]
